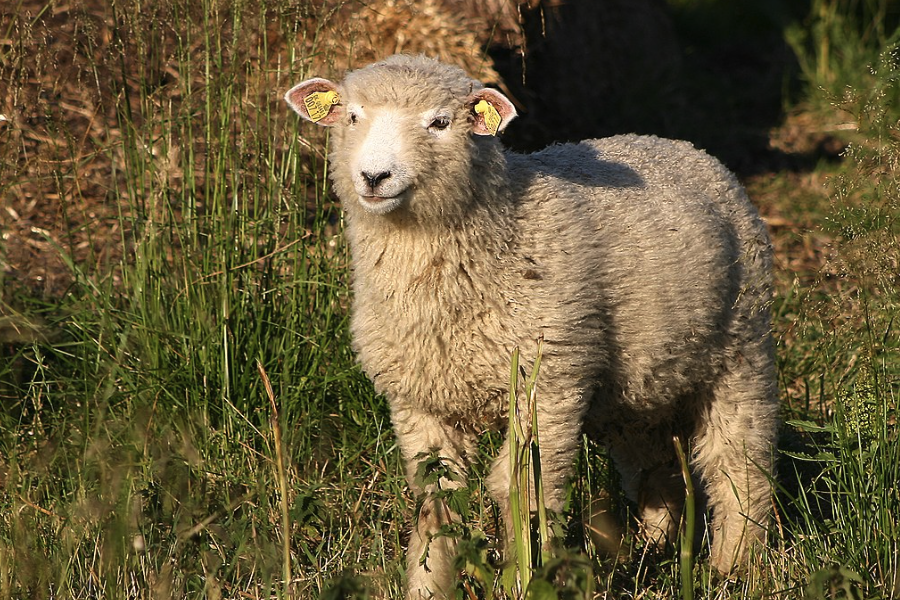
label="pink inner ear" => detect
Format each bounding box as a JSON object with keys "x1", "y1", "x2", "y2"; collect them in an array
[
  {"x1": 284, "y1": 78, "x2": 343, "y2": 126},
  {"x1": 469, "y1": 88, "x2": 518, "y2": 136}
]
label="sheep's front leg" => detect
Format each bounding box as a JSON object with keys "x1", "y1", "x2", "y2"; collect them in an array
[
  {"x1": 485, "y1": 391, "x2": 584, "y2": 555},
  {"x1": 392, "y1": 406, "x2": 476, "y2": 599}
]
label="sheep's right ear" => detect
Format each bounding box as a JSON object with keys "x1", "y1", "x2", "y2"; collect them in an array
[
  {"x1": 284, "y1": 78, "x2": 344, "y2": 126},
  {"x1": 467, "y1": 88, "x2": 517, "y2": 136}
]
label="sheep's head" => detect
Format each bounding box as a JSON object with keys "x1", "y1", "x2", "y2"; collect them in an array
[{"x1": 284, "y1": 55, "x2": 516, "y2": 218}]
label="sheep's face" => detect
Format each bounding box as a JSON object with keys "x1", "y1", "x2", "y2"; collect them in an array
[
  {"x1": 284, "y1": 55, "x2": 516, "y2": 217},
  {"x1": 336, "y1": 102, "x2": 458, "y2": 215}
]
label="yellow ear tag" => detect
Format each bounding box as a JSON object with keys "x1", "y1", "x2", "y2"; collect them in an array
[
  {"x1": 474, "y1": 99, "x2": 502, "y2": 136},
  {"x1": 304, "y1": 90, "x2": 340, "y2": 123}
]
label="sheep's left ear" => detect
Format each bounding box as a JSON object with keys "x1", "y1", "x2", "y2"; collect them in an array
[
  {"x1": 467, "y1": 88, "x2": 517, "y2": 136},
  {"x1": 284, "y1": 77, "x2": 344, "y2": 126}
]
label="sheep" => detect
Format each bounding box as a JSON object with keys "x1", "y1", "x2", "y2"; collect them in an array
[{"x1": 285, "y1": 54, "x2": 778, "y2": 598}]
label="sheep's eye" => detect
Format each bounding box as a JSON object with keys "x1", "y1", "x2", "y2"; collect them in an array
[
  {"x1": 429, "y1": 116, "x2": 450, "y2": 131},
  {"x1": 348, "y1": 112, "x2": 358, "y2": 125}
]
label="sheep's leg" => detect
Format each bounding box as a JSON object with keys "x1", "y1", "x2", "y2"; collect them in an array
[
  {"x1": 606, "y1": 426, "x2": 685, "y2": 550},
  {"x1": 485, "y1": 395, "x2": 583, "y2": 555},
  {"x1": 392, "y1": 406, "x2": 475, "y2": 599},
  {"x1": 485, "y1": 439, "x2": 515, "y2": 545},
  {"x1": 692, "y1": 354, "x2": 777, "y2": 573}
]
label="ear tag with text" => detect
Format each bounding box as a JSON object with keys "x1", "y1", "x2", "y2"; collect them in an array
[
  {"x1": 304, "y1": 90, "x2": 340, "y2": 123},
  {"x1": 475, "y1": 99, "x2": 501, "y2": 136}
]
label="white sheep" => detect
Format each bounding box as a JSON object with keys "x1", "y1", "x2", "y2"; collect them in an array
[{"x1": 285, "y1": 54, "x2": 778, "y2": 598}]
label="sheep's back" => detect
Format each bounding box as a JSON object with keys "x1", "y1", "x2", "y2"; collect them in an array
[{"x1": 509, "y1": 134, "x2": 772, "y2": 420}]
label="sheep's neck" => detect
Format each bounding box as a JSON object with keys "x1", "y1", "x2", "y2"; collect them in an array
[
  {"x1": 344, "y1": 172, "x2": 526, "y2": 423},
  {"x1": 346, "y1": 186, "x2": 519, "y2": 311}
]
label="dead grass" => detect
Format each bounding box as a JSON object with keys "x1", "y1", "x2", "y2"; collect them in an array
[{"x1": 0, "y1": 0, "x2": 500, "y2": 300}]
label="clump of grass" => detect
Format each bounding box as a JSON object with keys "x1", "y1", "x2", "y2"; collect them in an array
[
  {"x1": 775, "y1": 16, "x2": 900, "y2": 600},
  {"x1": 786, "y1": 0, "x2": 900, "y2": 109},
  {"x1": 446, "y1": 342, "x2": 596, "y2": 600},
  {"x1": 505, "y1": 343, "x2": 547, "y2": 596},
  {"x1": 783, "y1": 366, "x2": 899, "y2": 599},
  {"x1": 1, "y1": 0, "x2": 406, "y2": 597}
]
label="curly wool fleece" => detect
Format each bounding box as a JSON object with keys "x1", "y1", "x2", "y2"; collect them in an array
[{"x1": 286, "y1": 54, "x2": 778, "y2": 599}]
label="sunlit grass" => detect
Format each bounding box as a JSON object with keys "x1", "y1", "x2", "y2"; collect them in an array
[{"x1": 0, "y1": 0, "x2": 402, "y2": 597}]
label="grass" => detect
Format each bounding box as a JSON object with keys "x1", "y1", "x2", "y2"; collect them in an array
[
  {"x1": 1, "y1": 0, "x2": 899, "y2": 598},
  {"x1": 1, "y1": 1, "x2": 403, "y2": 597}
]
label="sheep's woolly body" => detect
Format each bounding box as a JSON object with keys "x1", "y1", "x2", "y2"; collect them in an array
[{"x1": 286, "y1": 54, "x2": 778, "y2": 599}]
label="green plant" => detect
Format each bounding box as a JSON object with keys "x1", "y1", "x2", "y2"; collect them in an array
[
  {"x1": 786, "y1": 0, "x2": 900, "y2": 108},
  {"x1": 501, "y1": 342, "x2": 595, "y2": 600}
]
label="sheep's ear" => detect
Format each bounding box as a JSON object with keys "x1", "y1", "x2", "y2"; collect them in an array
[
  {"x1": 284, "y1": 78, "x2": 344, "y2": 126},
  {"x1": 467, "y1": 88, "x2": 517, "y2": 136}
]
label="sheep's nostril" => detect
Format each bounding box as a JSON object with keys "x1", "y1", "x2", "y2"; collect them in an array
[{"x1": 362, "y1": 170, "x2": 391, "y2": 190}]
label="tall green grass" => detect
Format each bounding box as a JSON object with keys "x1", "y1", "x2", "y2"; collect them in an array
[
  {"x1": 2, "y1": 0, "x2": 405, "y2": 597},
  {"x1": 777, "y1": 8, "x2": 900, "y2": 599},
  {"x1": 787, "y1": 0, "x2": 900, "y2": 107}
]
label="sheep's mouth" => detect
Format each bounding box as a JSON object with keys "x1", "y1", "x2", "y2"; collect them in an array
[{"x1": 358, "y1": 192, "x2": 406, "y2": 215}]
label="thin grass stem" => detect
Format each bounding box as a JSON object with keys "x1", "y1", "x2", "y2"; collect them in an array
[
  {"x1": 673, "y1": 435, "x2": 695, "y2": 600},
  {"x1": 507, "y1": 347, "x2": 530, "y2": 595},
  {"x1": 259, "y1": 360, "x2": 292, "y2": 597}
]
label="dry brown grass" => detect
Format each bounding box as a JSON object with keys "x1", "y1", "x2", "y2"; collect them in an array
[{"x1": 0, "y1": 0, "x2": 502, "y2": 300}]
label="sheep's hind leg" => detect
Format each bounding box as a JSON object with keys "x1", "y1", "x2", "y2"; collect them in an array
[
  {"x1": 392, "y1": 406, "x2": 476, "y2": 599},
  {"x1": 606, "y1": 425, "x2": 686, "y2": 551},
  {"x1": 485, "y1": 395, "x2": 583, "y2": 556},
  {"x1": 692, "y1": 353, "x2": 777, "y2": 574}
]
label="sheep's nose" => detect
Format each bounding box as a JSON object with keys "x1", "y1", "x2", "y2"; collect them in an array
[{"x1": 362, "y1": 170, "x2": 391, "y2": 190}]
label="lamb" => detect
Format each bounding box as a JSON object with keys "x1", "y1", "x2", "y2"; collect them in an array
[{"x1": 285, "y1": 54, "x2": 778, "y2": 598}]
